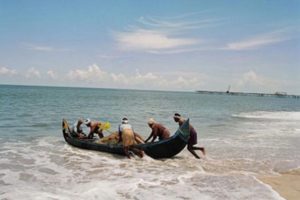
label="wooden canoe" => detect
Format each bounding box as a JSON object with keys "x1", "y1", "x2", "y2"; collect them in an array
[{"x1": 62, "y1": 119, "x2": 190, "y2": 159}]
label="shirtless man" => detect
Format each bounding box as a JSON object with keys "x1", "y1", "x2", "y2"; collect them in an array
[
  {"x1": 71, "y1": 119, "x2": 87, "y2": 139},
  {"x1": 84, "y1": 118, "x2": 104, "y2": 139},
  {"x1": 173, "y1": 113, "x2": 205, "y2": 159},
  {"x1": 145, "y1": 118, "x2": 170, "y2": 143}
]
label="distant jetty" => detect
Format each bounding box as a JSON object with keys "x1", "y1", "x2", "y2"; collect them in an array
[{"x1": 196, "y1": 90, "x2": 300, "y2": 99}]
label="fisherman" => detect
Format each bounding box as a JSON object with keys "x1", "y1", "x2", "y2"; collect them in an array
[
  {"x1": 84, "y1": 118, "x2": 104, "y2": 139},
  {"x1": 118, "y1": 117, "x2": 144, "y2": 158},
  {"x1": 145, "y1": 118, "x2": 170, "y2": 143},
  {"x1": 173, "y1": 113, "x2": 205, "y2": 159},
  {"x1": 71, "y1": 119, "x2": 87, "y2": 139}
]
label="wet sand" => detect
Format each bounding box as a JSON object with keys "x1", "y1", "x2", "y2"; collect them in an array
[{"x1": 259, "y1": 169, "x2": 300, "y2": 200}]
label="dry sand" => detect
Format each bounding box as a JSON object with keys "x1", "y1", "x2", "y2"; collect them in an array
[{"x1": 259, "y1": 169, "x2": 300, "y2": 200}]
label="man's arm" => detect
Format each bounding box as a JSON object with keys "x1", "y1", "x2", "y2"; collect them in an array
[
  {"x1": 150, "y1": 126, "x2": 158, "y2": 142},
  {"x1": 151, "y1": 134, "x2": 157, "y2": 142},
  {"x1": 87, "y1": 125, "x2": 94, "y2": 139},
  {"x1": 144, "y1": 132, "x2": 153, "y2": 143}
]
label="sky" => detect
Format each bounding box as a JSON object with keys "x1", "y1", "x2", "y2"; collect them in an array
[{"x1": 0, "y1": 0, "x2": 300, "y2": 94}]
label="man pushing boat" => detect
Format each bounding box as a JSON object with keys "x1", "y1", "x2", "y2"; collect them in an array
[
  {"x1": 118, "y1": 117, "x2": 144, "y2": 158},
  {"x1": 84, "y1": 118, "x2": 105, "y2": 139},
  {"x1": 173, "y1": 113, "x2": 206, "y2": 159}
]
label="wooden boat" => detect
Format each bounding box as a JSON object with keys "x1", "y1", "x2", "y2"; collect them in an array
[{"x1": 62, "y1": 119, "x2": 190, "y2": 159}]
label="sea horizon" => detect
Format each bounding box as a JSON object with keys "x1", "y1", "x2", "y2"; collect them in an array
[{"x1": 2, "y1": 83, "x2": 300, "y2": 96}]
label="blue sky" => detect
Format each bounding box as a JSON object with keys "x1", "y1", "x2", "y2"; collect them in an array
[{"x1": 0, "y1": 0, "x2": 299, "y2": 94}]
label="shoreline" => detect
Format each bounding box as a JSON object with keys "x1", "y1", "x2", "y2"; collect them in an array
[{"x1": 259, "y1": 168, "x2": 300, "y2": 200}]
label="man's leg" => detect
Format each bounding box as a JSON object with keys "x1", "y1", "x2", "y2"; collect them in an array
[
  {"x1": 193, "y1": 146, "x2": 206, "y2": 155},
  {"x1": 187, "y1": 145, "x2": 200, "y2": 159},
  {"x1": 124, "y1": 146, "x2": 131, "y2": 159},
  {"x1": 131, "y1": 147, "x2": 144, "y2": 158}
]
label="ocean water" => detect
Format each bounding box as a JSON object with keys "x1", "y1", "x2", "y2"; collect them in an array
[{"x1": 0, "y1": 85, "x2": 300, "y2": 200}]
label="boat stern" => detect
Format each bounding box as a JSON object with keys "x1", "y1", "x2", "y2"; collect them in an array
[{"x1": 178, "y1": 118, "x2": 190, "y2": 142}]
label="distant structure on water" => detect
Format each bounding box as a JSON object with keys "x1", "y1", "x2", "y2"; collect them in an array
[
  {"x1": 274, "y1": 91, "x2": 287, "y2": 97},
  {"x1": 196, "y1": 88, "x2": 299, "y2": 99},
  {"x1": 226, "y1": 85, "x2": 231, "y2": 94}
]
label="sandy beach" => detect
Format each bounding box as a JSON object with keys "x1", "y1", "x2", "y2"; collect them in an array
[{"x1": 259, "y1": 169, "x2": 300, "y2": 200}]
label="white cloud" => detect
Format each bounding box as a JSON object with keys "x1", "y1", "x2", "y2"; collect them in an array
[
  {"x1": 66, "y1": 64, "x2": 206, "y2": 90},
  {"x1": 116, "y1": 17, "x2": 296, "y2": 53},
  {"x1": 224, "y1": 29, "x2": 292, "y2": 50},
  {"x1": 112, "y1": 13, "x2": 221, "y2": 53},
  {"x1": 67, "y1": 64, "x2": 109, "y2": 82},
  {"x1": 135, "y1": 70, "x2": 158, "y2": 81},
  {"x1": 137, "y1": 14, "x2": 223, "y2": 31},
  {"x1": 111, "y1": 73, "x2": 129, "y2": 84},
  {"x1": 31, "y1": 46, "x2": 54, "y2": 52},
  {"x1": 0, "y1": 67, "x2": 17, "y2": 76},
  {"x1": 25, "y1": 68, "x2": 41, "y2": 79},
  {"x1": 237, "y1": 71, "x2": 263, "y2": 86},
  {"x1": 23, "y1": 43, "x2": 70, "y2": 52},
  {"x1": 124, "y1": 70, "x2": 205, "y2": 90},
  {"x1": 148, "y1": 47, "x2": 212, "y2": 54},
  {"x1": 115, "y1": 29, "x2": 198, "y2": 51},
  {"x1": 234, "y1": 70, "x2": 279, "y2": 92},
  {"x1": 47, "y1": 70, "x2": 57, "y2": 79},
  {"x1": 226, "y1": 37, "x2": 284, "y2": 50},
  {"x1": 111, "y1": 70, "x2": 163, "y2": 88},
  {"x1": 174, "y1": 76, "x2": 199, "y2": 87}
]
